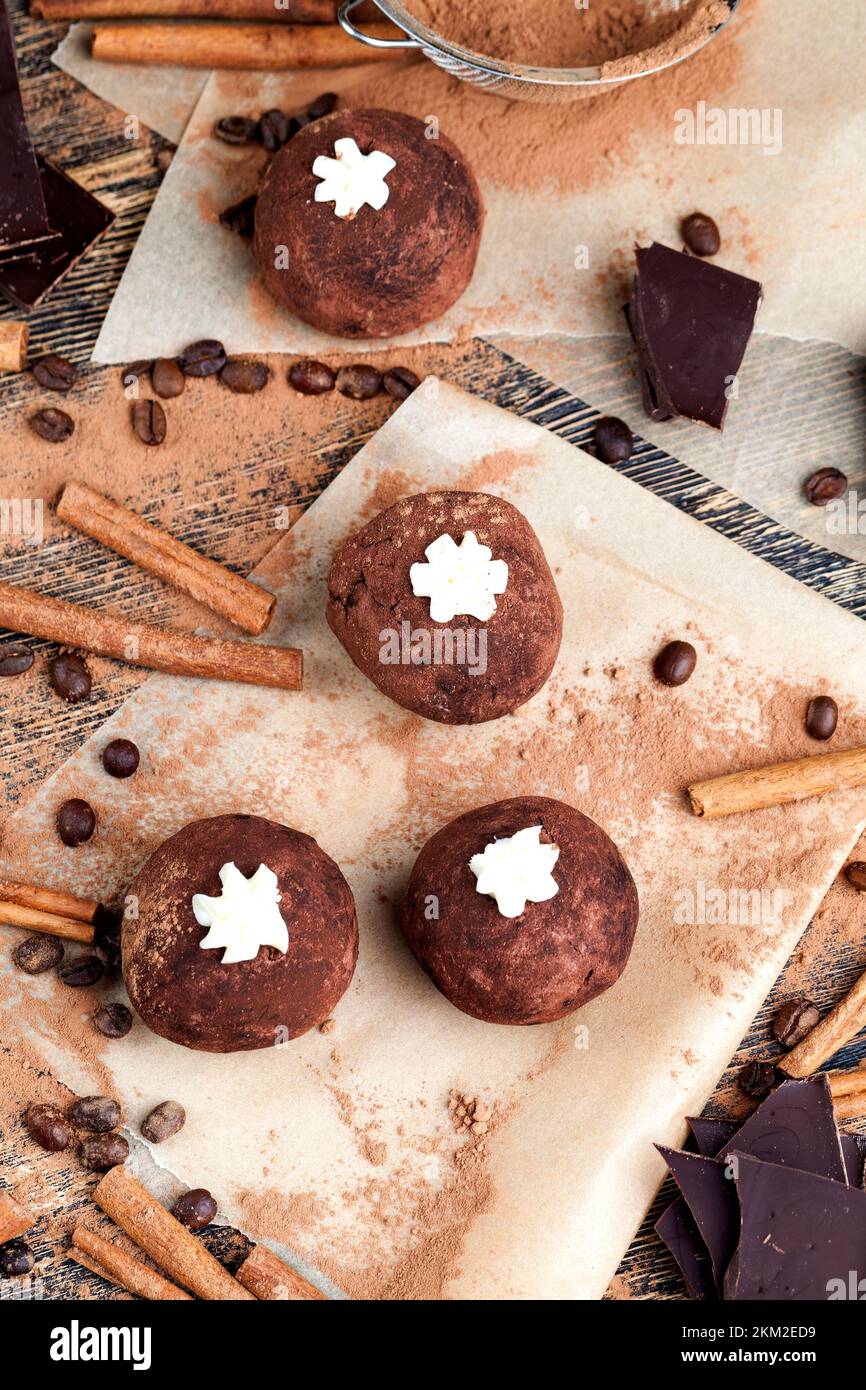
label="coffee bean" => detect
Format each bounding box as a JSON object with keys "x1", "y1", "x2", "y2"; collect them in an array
[
  {"x1": 214, "y1": 115, "x2": 259, "y2": 145},
  {"x1": 13, "y1": 933, "x2": 64, "y2": 975},
  {"x1": 804, "y1": 467, "x2": 847, "y2": 506},
  {"x1": 174, "y1": 1188, "x2": 217, "y2": 1231},
  {"x1": 58, "y1": 954, "x2": 104, "y2": 988},
  {"x1": 25, "y1": 1102, "x2": 73, "y2": 1151},
  {"x1": 56, "y1": 798, "x2": 96, "y2": 847},
  {"x1": 94, "y1": 1002, "x2": 133, "y2": 1039},
  {"x1": 258, "y1": 109, "x2": 298, "y2": 151},
  {"x1": 29, "y1": 407, "x2": 74, "y2": 443},
  {"x1": 0, "y1": 1239, "x2": 34, "y2": 1276},
  {"x1": 69, "y1": 1095, "x2": 122, "y2": 1133},
  {"x1": 102, "y1": 738, "x2": 140, "y2": 778},
  {"x1": 219, "y1": 359, "x2": 269, "y2": 394},
  {"x1": 336, "y1": 364, "x2": 382, "y2": 401},
  {"x1": 844, "y1": 861, "x2": 866, "y2": 892},
  {"x1": 80, "y1": 1132, "x2": 129, "y2": 1171},
  {"x1": 681, "y1": 211, "x2": 721, "y2": 257},
  {"x1": 305, "y1": 92, "x2": 338, "y2": 122},
  {"x1": 33, "y1": 353, "x2": 78, "y2": 393},
  {"x1": 132, "y1": 399, "x2": 167, "y2": 446},
  {"x1": 653, "y1": 640, "x2": 697, "y2": 687},
  {"x1": 93, "y1": 907, "x2": 123, "y2": 971},
  {"x1": 151, "y1": 358, "x2": 185, "y2": 399},
  {"x1": 382, "y1": 366, "x2": 420, "y2": 401},
  {"x1": 141, "y1": 1100, "x2": 186, "y2": 1144},
  {"x1": 594, "y1": 415, "x2": 634, "y2": 464},
  {"x1": 288, "y1": 358, "x2": 335, "y2": 395},
  {"x1": 219, "y1": 194, "x2": 257, "y2": 238},
  {"x1": 156, "y1": 148, "x2": 173, "y2": 175},
  {"x1": 178, "y1": 339, "x2": 226, "y2": 378},
  {"x1": 49, "y1": 651, "x2": 91, "y2": 704},
  {"x1": 805, "y1": 694, "x2": 838, "y2": 741},
  {"x1": 772, "y1": 996, "x2": 820, "y2": 1048},
  {"x1": 0, "y1": 645, "x2": 33, "y2": 677},
  {"x1": 120, "y1": 360, "x2": 152, "y2": 388},
  {"x1": 738, "y1": 1060, "x2": 777, "y2": 1098}
]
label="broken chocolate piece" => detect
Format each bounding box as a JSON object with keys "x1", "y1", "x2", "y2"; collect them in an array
[
  {"x1": 654, "y1": 1198, "x2": 716, "y2": 1301},
  {"x1": 628, "y1": 242, "x2": 762, "y2": 431},
  {"x1": 687, "y1": 1115, "x2": 738, "y2": 1156},
  {"x1": 840, "y1": 1132, "x2": 866, "y2": 1188},
  {"x1": 0, "y1": 156, "x2": 114, "y2": 311},
  {"x1": 0, "y1": 0, "x2": 52, "y2": 254}
]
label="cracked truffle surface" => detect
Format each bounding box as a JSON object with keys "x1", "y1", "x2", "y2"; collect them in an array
[
  {"x1": 326, "y1": 491, "x2": 563, "y2": 724},
  {"x1": 402, "y1": 796, "x2": 639, "y2": 1025}
]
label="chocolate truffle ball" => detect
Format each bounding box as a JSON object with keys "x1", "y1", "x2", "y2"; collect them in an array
[
  {"x1": 123, "y1": 814, "x2": 357, "y2": 1052},
  {"x1": 253, "y1": 108, "x2": 484, "y2": 338},
  {"x1": 402, "y1": 797, "x2": 639, "y2": 1025},
  {"x1": 326, "y1": 491, "x2": 563, "y2": 724}
]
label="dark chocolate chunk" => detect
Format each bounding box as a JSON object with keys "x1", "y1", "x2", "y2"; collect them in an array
[
  {"x1": 840, "y1": 1132, "x2": 866, "y2": 1188},
  {"x1": 56, "y1": 797, "x2": 96, "y2": 846},
  {"x1": 654, "y1": 1197, "x2": 716, "y2": 1301},
  {"x1": 686, "y1": 1115, "x2": 738, "y2": 1156},
  {"x1": 102, "y1": 738, "x2": 140, "y2": 779},
  {"x1": 0, "y1": 2, "x2": 51, "y2": 252},
  {"x1": 738, "y1": 1059, "x2": 777, "y2": 1097}
]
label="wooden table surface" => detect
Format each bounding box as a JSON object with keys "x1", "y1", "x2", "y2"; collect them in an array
[{"x1": 1, "y1": 0, "x2": 865, "y2": 1302}]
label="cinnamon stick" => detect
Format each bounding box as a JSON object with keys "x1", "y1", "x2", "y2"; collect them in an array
[
  {"x1": 688, "y1": 745, "x2": 866, "y2": 819},
  {"x1": 93, "y1": 1168, "x2": 255, "y2": 1300},
  {"x1": 780, "y1": 968, "x2": 866, "y2": 1078},
  {"x1": 0, "y1": 879, "x2": 99, "y2": 924},
  {"x1": 236, "y1": 1242, "x2": 327, "y2": 1300},
  {"x1": 827, "y1": 1068, "x2": 866, "y2": 1122},
  {"x1": 35, "y1": 0, "x2": 338, "y2": 18},
  {"x1": 0, "y1": 321, "x2": 28, "y2": 373},
  {"x1": 71, "y1": 1225, "x2": 193, "y2": 1300},
  {"x1": 0, "y1": 579, "x2": 302, "y2": 691},
  {"x1": 91, "y1": 20, "x2": 406, "y2": 68},
  {"x1": 0, "y1": 1189, "x2": 34, "y2": 1244},
  {"x1": 57, "y1": 480, "x2": 275, "y2": 637},
  {"x1": 0, "y1": 899, "x2": 95, "y2": 943}
]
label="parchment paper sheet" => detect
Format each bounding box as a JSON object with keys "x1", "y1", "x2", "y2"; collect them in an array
[
  {"x1": 91, "y1": 0, "x2": 866, "y2": 362},
  {"x1": 4, "y1": 381, "x2": 866, "y2": 1299}
]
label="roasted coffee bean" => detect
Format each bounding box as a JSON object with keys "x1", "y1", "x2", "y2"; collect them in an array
[
  {"x1": 29, "y1": 407, "x2": 74, "y2": 443},
  {"x1": 844, "y1": 861, "x2": 866, "y2": 892},
  {"x1": 653, "y1": 639, "x2": 697, "y2": 687},
  {"x1": 56, "y1": 798, "x2": 96, "y2": 847},
  {"x1": 102, "y1": 738, "x2": 140, "y2": 778},
  {"x1": 174, "y1": 1188, "x2": 217, "y2": 1231},
  {"x1": 594, "y1": 415, "x2": 634, "y2": 464},
  {"x1": 58, "y1": 954, "x2": 104, "y2": 988},
  {"x1": 33, "y1": 353, "x2": 78, "y2": 393},
  {"x1": 141, "y1": 1100, "x2": 186, "y2": 1144},
  {"x1": 258, "y1": 109, "x2": 298, "y2": 151},
  {"x1": 93, "y1": 907, "x2": 123, "y2": 971},
  {"x1": 26, "y1": 1102, "x2": 74, "y2": 1152},
  {"x1": 156, "y1": 148, "x2": 174, "y2": 175},
  {"x1": 738, "y1": 1060, "x2": 778, "y2": 1098},
  {"x1": 80, "y1": 1132, "x2": 129, "y2": 1171},
  {"x1": 288, "y1": 358, "x2": 335, "y2": 395},
  {"x1": 214, "y1": 114, "x2": 259, "y2": 145},
  {"x1": 805, "y1": 694, "x2": 838, "y2": 741},
  {"x1": 94, "y1": 1002, "x2": 133, "y2": 1039},
  {"x1": 804, "y1": 467, "x2": 847, "y2": 506},
  {"x1": 336, "y1": 364, "x2": 382, "y2": 401},
  {"x1": 49, "y1": 651, "x2": 91, "y2": 704},
  {"x1": 178, "y1": 338, "x2": 226, "y2": 378},
  {"x1": 681, "y1": 211, "x2": 721, "y2": 257},
  {"x1": 0, "y1": 645, "x2": 33, "y2": 677},
  {"x1": 305, "y1": 91, "x2": 338, "y2": 122},
  {"x1": 13, "y1": 933, "x2": 64, "y2": 975},
  {"x1": 120, "y1": 360, "x2": 152, "y2": 388},
  {"x1": 0, "y1": 1239, "x2": 34, "y2": 1276},
  {"x1": 219, "y1": 359, "x2": 270, "y2": 394},
  {"x1": 197, "y1": 1224, "x2": 253, "y2": 1271},
  {"x1": 132, "y1": 399, "x2": 167, "y2": 446},
  {"x1": 219, "y1": 194, "x2": 257, "y2": 238},
  {"x1": 772, "y1": 996, "x2": 820, "y2": 1048},
  {"x1": 70, "y1": 1095, "x2": 122, "y2": 1132},
  {"x1": 151, "y1": 358, "x2": 185, "y2": 399},
  {"x1": 382, "y1": 366, "x2": 420, "y2": 401}
]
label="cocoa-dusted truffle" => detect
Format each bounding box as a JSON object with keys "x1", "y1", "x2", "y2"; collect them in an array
[
  {"x1": 123, "y1": 814, "x2": 357, "y2": 1052},
  {"x1": 326, "y1": 491, "x2": 563, "y2": 724},
  {"x1": 253, "y1": 108, "x2": 484, "y2": 338},
  {"x1": 402, "y1": 797, "x2": 639, "y2": 1025}
]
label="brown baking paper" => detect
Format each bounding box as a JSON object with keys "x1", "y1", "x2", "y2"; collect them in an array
[
  {"x1": 91, "y1": 0, "x2": 866, "y2": 363},
  {"x1": 3, "y1": 380, "x2": 866, "y2": 1299}
]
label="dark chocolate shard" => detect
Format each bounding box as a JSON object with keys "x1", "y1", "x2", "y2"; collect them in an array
[
  {"x1": 656, "y1": 1147, "x2": 735, "y2": 1292},
  {"x1": 687, "y1": 1115, "x2": 738, "y2": 1157},
  {"x1": 841, "y1": 1132, "x2": 866, "y2": 1189},
  {"x1": 725, "y1": 1153, "x2": 866, "y2": 1301},
  {"x1": 0, "y1": 0, "x2": 52, "y2": 252},
  {"x1": 0, "y1": 155, "x2": 114, "y2": 310},
  {"x1": 655, "y1": 1197, "x2": 716, "y2": 1301},
  {"x1": 630, "y1": 242, "x2": 762, "y2": 431}
]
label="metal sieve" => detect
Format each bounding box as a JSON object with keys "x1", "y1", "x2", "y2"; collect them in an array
[{"x1": 338, "y1": 0, "x2": 740, "y2": 104}]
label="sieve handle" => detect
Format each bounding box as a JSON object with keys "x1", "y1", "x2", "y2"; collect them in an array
[{"x1": 338, "y1": 0, "x2": 420, "y2": 49}]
